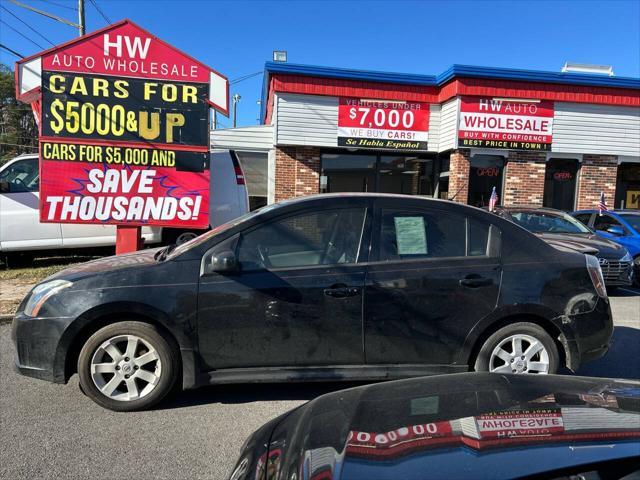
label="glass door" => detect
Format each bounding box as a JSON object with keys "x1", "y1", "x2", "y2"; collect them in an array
[{"x1": 544, "y1": 158, "x2": 579, "y2": 211}]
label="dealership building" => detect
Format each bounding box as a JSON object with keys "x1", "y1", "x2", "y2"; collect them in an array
[{"x1": 212, "y1": 62, "x2": 640, "y2": 211}]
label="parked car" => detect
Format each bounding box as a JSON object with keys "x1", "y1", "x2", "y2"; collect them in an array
[
  {"x1": 229, "y1": 373, "x2": 640, "y2": 480},
  {"x1": 492, "y1": 206, "x2": 634, "y2": 288},
  {"x1": 0, "y1": 151, "x2": 249, "y2": 265},
  {"x1": 12, "y1": 194, "x2": 613, "y2": 411},
  {"x1": 572, "y1": 209, "x2": 640, "y2": 286}
]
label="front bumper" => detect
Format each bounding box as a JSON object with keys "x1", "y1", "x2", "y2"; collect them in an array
[{"x1": 11, "y1": 312, "x2": 75, "y2": 384}]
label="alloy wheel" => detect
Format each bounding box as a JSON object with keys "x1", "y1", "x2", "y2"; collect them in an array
[
  {"x1": 489, "y1": 334, "x2": 550, "y2": 374},
  {"x1": 90, "y1": 334, "x2": 162, "y2": 401}
]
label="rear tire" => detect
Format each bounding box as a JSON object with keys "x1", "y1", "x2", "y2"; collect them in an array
[
  {"x1": 474, "y1": 322, "x2": 559, "y2": 375},
  {"x1": 77, "y1": 321, "x2": 179, "y2": 411}
]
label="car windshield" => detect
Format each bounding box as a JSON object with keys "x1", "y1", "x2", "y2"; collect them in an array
[
  {"x1": 165, "y1": 204, "x2": 277, "y2": 259},
  {"x1": 509, "y1": 210, "x2": 592, "y2": 234},
  {"x1": 619, "y1": 214, "x2": 640, "y2": 233}
]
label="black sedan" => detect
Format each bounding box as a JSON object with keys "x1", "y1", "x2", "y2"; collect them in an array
[
  {"x1": 493, "y1": 206, "x2": 634, "y2": 287},
  {"x1": 229, "y1": 373, "x2": 640, "y2": 480},
  {"x1": 12, "y1": 194, "x2": 613, "y2": 411}
]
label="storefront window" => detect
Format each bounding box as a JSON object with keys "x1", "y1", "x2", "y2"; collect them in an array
[
  {"x1": 320, "y1": 154, "x2": 376, "y2": 193},
  {"x1": 320, "y1": 152, "x2": 436, "y2": 195},
  {"x1": 544, "y1": 158, "x2": 579, "y2": 211},
  {"x1": 615, "y1": 162, "x2": 640, "y2": 209},
  {"x1": 467, "y1": 155, "x2": 505, "y2": 208}
]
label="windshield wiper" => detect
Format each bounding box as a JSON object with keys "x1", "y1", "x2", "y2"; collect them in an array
[{"x1": 155, "y1": 244, "x2": 176, "y2": 262}]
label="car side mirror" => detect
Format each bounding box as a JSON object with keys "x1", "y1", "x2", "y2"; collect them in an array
[
  {"x1": 208, "y1": 250, "x2": 238, "y2": 273},
  {"x1": 606, "y1": 226, "x2": 624, "y2": 236},
  {"x1": 0, "y1": 181, "x2": 9, "y2": 193}
]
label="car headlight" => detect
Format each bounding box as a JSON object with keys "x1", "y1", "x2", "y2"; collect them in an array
[
  {"x1": 23, "y1": 280, "x2": 73, "y2": 317},
  {"x1": 620, "y1": 251, "x2": 632, "y2": 262}
]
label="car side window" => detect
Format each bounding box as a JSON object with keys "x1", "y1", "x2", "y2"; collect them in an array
[
  {"x1": 237, "y1": 208, "x2": 367, "y2": 270},
  {"x1": 379, "y1": 209, "x2": 499, "y2": 261},
  {"x1": 573, "y1": 214, "x2": 592, "y2": 226},
  {"x1": 594, "y1": 214, "x2": 624, "y2": 232},
  {"x1": 0, "y1": 158, "x2": 39, "y2": 193}
]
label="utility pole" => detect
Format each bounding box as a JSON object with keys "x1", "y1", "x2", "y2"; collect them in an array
[
  {"x1": 78, "y1": 0, "x2": 85, "y2": 36},
  {"x1": 232, "y1": 94, "x2": 241, "y2": 128}
]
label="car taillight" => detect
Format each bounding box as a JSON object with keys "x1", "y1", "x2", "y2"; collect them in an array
[
  {"x1": 234, "y1": 166, "x2": 245, "y2": 185},
  {"x1": 586, "y1": 254, "x2": 607, "y2": 298}
]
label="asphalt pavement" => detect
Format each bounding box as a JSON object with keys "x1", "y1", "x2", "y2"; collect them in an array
[{"x1": 1, "y1": 289, "x2": 638, "y2": 480}]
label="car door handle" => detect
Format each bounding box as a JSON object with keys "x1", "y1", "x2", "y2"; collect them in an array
[
  {"x1": 459, "y1": 276, "x2": 493, "y2": 288},
  {"x1": 324, "y1": 287, "x2": 361, "y2": 298}
]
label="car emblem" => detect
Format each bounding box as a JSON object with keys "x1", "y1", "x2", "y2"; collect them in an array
[{"x1": 598, "y1": 258, "x2": 608, "y2": 265}]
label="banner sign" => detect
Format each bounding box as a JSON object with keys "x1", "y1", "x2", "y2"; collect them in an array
[
  {"x1": 338, "y1": 97, "x2": 430, "y2": 151},
  {"x1": 16, "y1": 20, "x2": 228, "y2": 228},
  {"x1": 458, "y1": 97, "x2": 554, "y2": 151},
  {"x1": 475, "y1": 409, "x2": 564, "y2": 438}
]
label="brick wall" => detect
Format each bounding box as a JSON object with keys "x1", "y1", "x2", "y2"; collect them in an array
[
  {"x1": 503, "y1": 151, "x2": 547, "y2": 206},
  {"x1": 576, "y1": 154, "x2": 618, "y2": 210},
  {"x1": 274, "y1": 146, "x2": 321, "y2": 202},
  {"x1": 448, "y1": 149, "x2": 470, "y2": 203}
]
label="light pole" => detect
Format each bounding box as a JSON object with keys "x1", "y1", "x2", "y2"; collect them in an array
[{"x1": 232, "y1": 94, "x2": 241, "y2": 128}]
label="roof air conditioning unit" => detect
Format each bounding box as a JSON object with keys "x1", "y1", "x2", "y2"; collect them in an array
[{"x1": 562, "y1": 63, "x2": 614, "y2": 76}]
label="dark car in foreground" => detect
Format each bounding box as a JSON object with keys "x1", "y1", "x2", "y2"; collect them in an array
[
  {"x1": 493, "y1": 206, "x2": 634, "y2": 287},
  {"x1": 230, "y1": 373, "x2": 640, "y2": 480},
  {"x1": 13, "y1": 194, "x2": 613, "y2": 411}
]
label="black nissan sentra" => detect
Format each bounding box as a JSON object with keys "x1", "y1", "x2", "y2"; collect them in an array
[
  {"x1": 228, "y1": 373, "x2": 640, "y2": 480},
  {"x1": 12, "y1": 194, "x2": 613, "y2": 411}
]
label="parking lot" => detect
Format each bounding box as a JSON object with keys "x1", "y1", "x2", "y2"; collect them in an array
[{"x1": 0, "y1": 288, "x2": 638, "y2": 480}]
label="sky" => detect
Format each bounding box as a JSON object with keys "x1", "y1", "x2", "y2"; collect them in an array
[{"x1": 1, "y1": 0, "x2": 639, "y2": 127}]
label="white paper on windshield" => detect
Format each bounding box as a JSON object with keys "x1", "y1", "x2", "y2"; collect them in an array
[{"x1": 394, "y1": 216, "x2": 428, "y2": 255}]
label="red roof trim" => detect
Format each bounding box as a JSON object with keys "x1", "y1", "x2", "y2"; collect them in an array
[{"x1": 266, "y1": 73, "x2": 640, "y2": 121}]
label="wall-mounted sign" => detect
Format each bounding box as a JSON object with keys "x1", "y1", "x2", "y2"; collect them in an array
[
  {"x1": 338, "y1": 98, "x2": 430, "y2": 151},
  {"x1": 16, "y1": 20, "x2": 228, "y2": 228},
  {"x1": 458, "y1": 97, "x2": 554, "y2": 151}
]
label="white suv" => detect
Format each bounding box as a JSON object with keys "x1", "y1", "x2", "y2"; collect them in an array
[{"x1": 0, "y1": 152, "x2": 249, "y2": 263}]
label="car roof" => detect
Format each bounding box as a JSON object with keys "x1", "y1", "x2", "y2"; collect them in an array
[{"x1": 496, "y1": 205, "x2": 566, "y2": 214}]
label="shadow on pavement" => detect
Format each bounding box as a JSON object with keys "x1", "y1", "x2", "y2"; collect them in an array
[
  {"x1": 575, "y1": 326, "x2": 640, "y2": 380},
  {"x1": 160, "y1": 326, "x2": 640, "y2": 410},
  {"x1": 608, "y1": 287, "x2": 640, "y2": 297},
  {"x1": 159, "y1": 380, "x2": 369, "y2": 410}
]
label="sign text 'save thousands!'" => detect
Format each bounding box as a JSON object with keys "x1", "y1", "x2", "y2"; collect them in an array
[
  {"x1": 338, "y1": 98, "x2": 430, "y2": 151},
  {"x1": 458, "y1": 97, "x2": 554, "y2": 151},
  {"x1": 38, "y1": 21, "x2": 218, "y2": 228}
]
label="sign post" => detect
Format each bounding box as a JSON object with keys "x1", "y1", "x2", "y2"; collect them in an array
[{"x1": 15, "y1": 19, "x2": 229, "y2": 254}]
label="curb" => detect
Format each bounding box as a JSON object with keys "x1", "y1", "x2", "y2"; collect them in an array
[{"x1": 0, "y1": 315, "x2": 13, "y2": 325}]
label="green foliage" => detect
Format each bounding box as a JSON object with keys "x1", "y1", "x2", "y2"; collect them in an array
[{"x1": 0, "y1": 63, "x2": 38, "y2": 165}]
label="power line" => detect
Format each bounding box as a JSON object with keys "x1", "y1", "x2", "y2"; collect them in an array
[
  {"x1": 0, "y1": 43, "x2": 24, "y2": 58},
  {"x1": 230, "y1": 71, "x2": 262, "y2": 85},
  {"x1": 88, "y1": 0, "x2": 110, "y2": 24},
  {"x1": 0, "y1": 19, "x2": 46, "y2": 50},
  {"x1": 1, "y1": 5, "x2": 56, "y2": 46},
  {"x1": 0, "y1": 142, "x2": 38, "y2": 150}
]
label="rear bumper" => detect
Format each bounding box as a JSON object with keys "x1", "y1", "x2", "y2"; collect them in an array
[
  {"x1": 564, "y1": 297, "x2": 614, "y2": 371},
  {"x1": 11, "y1": 312, "x2": 73, "y2": 384}
]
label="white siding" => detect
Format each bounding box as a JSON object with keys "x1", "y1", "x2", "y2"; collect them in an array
[
  {"x1": 552, "y1": 102, "x2": 640, "y2": 156},
  {"x1": 427, "y1": 104, "x2": 441, "y2": 152},
  {"x1": 276, "y1": 93, "x2": 339, "y2": 147},
  {"x1": 210, "y1": 125, "x2": 274, "y2": 151},
  {"x1": 439, "y1": 98, "x2": 459, "y2": 152}
]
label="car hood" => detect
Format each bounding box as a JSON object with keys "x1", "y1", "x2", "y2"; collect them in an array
[
  {"x1": 47, "y1": 247, "x2": 164, "y2": 283},
  {"x1": 537, "y1": 232, "x2": 626, "y2": 258},
  {"x1": 232, "y1": 373, "x2": 640, "y2": 480}
]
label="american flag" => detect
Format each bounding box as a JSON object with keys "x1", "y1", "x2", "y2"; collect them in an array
[
  {"x1": 598, "y1": 191, "x2": 608, "y2": 215},
  {"x1": 489, "y1": 186, "x2": 498, "y2": 212}
]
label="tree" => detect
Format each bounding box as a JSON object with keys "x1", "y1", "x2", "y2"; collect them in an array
[{"x1": 0, "y1": 63, "x2": 38, "y2": 165}]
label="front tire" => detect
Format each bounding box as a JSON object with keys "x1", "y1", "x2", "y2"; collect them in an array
[
  {"x1": 77, "y1": 321, "x2": 179, "y2": 411},
  {"x1": 474, "y1": 322, "x2": 559, "y2": 375}
]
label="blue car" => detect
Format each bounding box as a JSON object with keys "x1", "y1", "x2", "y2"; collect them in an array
[{"x1": 572, "y1": 209, "x2": 640, "y2": 285}]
